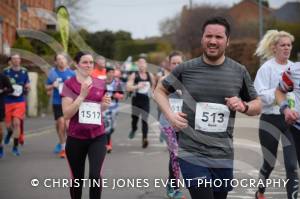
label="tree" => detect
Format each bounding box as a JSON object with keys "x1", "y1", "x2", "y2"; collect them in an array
[
  {"x1": 85, "y1": 30, "x2": 116, "y2": 58},
  {"x1": 159, "y1": 14, "x2": 181, "y2": 36},
  {"x1": 115, "y1": 31, "x2": 132, "y2": 41},
  {"x1": 160, "y1": 5, "x2": 230, "y2": 56}
]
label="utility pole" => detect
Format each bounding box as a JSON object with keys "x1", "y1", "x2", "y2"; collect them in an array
[
  {"x1": 259, "y1": 0, "x2": 264, "y2": 64},
  {"x1": 258, "y1": 0, "x2": 263, "y2": 40},
  {"x1": 17, "y1": 0, "x2": 21, "y2": 29}
]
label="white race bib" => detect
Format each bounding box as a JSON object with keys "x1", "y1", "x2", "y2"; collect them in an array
[
  {"x1": 137, "y1": 81, "x2": 150, "y2": 94},
  {"x1": 58, "y1": 82, "x2": 64, "y2": 94},
  {"x1": 12, "y1": 84, "x2": 23, "y2": 97},
  {"x1": 169, "y1": 98, "x2": 183, "y2": 113},
  {"x1": 106, "y1": 83, "x2": 114, "y2": 97},
  {"x1": 195, "y1": 102, "x2": 230, "y2": 132},
  {"x1": 79, "y1": 102, "x2": 101, "y2": 125}
]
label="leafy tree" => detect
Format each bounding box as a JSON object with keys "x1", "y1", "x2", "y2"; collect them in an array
[
  {"x1": 12, "y1": 38, "x2": 33, "y2": 52},
  {"x1": 161, "y1": 5, "x2": 229, "y2": 56},
  {"x1": 114, "y1": 40, "x2": 158, "y2": 61},
  {"x1": 115, "y1": 31, "x2": 132, "y2": 41}
]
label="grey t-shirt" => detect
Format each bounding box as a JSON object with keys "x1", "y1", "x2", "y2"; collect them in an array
[{"x1": 162, "y1": 56, "x2": 257, "y2": 167}]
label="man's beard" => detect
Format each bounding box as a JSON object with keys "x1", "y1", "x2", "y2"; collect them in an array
[{"x1": 203, "y1": 50, "x2": 224, "y2": 62}]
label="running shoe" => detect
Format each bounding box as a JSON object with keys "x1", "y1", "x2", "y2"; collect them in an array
[
  {"x1": 255, "y1": 191, "x2": 266, "y2": 199},
  {"x1": 166, "y1": 182, "x2": 175, "y2": 198},
  {"x1": 128, "y1": 130, "x2": 136, "y2": 139},
  {"x1": 106, "y1": 145, "x2": 112, "y2": 153},
  {"x1": 142, "y1": 138, "x2": 148, "y2": 148},
  {"x1": 0, "y1": 146, "x2": 3, "y2": 158},
  {"x1": 173, "y1": 190, "x2": 186, "y2": 199},
  {"x1": 19, "y1": 132, "x2": 25, "y2": 145},
  {"x1": 12, "y1": 147, "x2": 20, "y2": 156},
  {"x1": 59, "y1": 149, "x2": 66, "y2": 159},
  {"x1": 53, "y1": 143, "x2": 62, "y2": 154},
  {"x1": 4, "y1": 133, "x2": 11, "y2": 145},
  {"x1": 106, "y1": 140, "x2": 112, "y2": 153}
]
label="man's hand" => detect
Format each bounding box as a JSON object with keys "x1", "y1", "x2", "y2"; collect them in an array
[
  {"x1": 53, "y1": 80, "x2": 59, "y2": 88},
  {"x1": 168, "y1": 112, "x2": 188, "y2": 131},
  {"x1": 225, "y1": 96, "x2": 247, "y2": 113}
]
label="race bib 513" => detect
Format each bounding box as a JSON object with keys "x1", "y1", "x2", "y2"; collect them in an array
[{"x1": 195, "y1": 102, "x2": 230, "y2": 132}]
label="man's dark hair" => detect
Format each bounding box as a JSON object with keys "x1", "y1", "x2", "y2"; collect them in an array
[
  {"x1": 106, "y1": 66, "x2": 114, "y2": 72},
  {"x1": 202, "y1": 16, "x2": 231, "y2": 38},
  {"x1": 168, "y1": 51, "x2": 183, "y2": 61}
]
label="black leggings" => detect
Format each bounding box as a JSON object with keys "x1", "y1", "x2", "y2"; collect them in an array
[
  {"x1": 258, "y1": 114, "x2": 298, "y2": 199},
  {"x1": 66, "y1": 135, "x2": 107, "y2": 199},
  {"x1": 188, "y1": 186, "x2": 228, "y2": 199},
  {"x1": 131, "y1": 95, "x2": 150, "y2": 139},
  {"x1": 290, "y1": 125, "x2": 300, "y2": 167}
]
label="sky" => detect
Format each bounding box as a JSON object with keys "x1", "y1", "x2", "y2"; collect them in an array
[{"x1": 80, "y1": 0, "x2": 292, "y2": 39}]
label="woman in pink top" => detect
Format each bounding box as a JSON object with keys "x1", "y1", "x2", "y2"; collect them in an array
[{"x1": 61, "y1": 51, "x2": 111, "y2": 199}]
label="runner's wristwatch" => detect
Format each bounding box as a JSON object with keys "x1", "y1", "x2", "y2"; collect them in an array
[
  {"x1": 241, "y1": 101, "x2": 249, "y2": 113},
  {"x1": 279, "y1": 100, "x2": 289, "y2": 114}
]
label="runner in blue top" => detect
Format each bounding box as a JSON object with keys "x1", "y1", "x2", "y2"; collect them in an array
[
  {"x1": 3, "y1": 53, "x2": 30, "y2": 156},
  {"x1": 46, "y1": 53, "x2": 75, "y2": 158}
]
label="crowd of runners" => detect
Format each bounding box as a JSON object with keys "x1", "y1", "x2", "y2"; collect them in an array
[{"x1": 0, "y1": 16, "x2": 300, "y2": 199}]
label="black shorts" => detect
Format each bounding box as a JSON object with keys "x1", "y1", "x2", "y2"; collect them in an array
[
  {"x1": 53, "y1": 104, "x2": 64, "y2": 120},
  {"x1": 0, "y1": 108, "x2": 4, "y2": 122}
]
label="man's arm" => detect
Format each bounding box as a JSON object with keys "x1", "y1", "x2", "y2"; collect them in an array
[
  {"x1": 24, "y1": 71, "x2": 31, "y2": 92},
  {"x1": 153, "y1": 79, "x2": 187, "y2": 130},
  {"x1": 2, "y1": 74, "x2": 13, "y2": 94},
  {"x1": 237, "y1": 67, "x2": 262, "y2": 116},
  {"x1": 225, "y1": 96, "x2": 261, "y2": 116},
  {"x1": 245, "y1": 97, "x2": 262, "y2": 116}
]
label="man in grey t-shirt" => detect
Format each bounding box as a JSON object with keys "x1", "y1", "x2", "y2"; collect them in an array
[{"x1": 154, "y1": 16, "x2": 261, "y2": 199}]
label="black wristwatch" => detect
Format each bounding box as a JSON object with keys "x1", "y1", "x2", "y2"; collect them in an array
[
  {"x1": 241, "y1": 101, "x2": 249, "y2": 113},
  {"x1": 279, "y1": 100, "x2": 289, "y2": 114}
]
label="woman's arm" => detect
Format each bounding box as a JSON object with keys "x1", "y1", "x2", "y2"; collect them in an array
[
  {"x1": 62, "y1": 96, "x2": 85, "y2": 120},
  {"x1": 62, "y1": 81, "x2": 91, "y2": 120}
]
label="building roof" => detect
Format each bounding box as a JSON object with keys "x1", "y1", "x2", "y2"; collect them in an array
[{"x1": 273, "y1": 2, "x2": 300, "y2": 23}]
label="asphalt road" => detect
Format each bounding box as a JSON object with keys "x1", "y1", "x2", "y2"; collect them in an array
[{"x1": 0, "y1": 100, "x2": 293, "y2": 199}]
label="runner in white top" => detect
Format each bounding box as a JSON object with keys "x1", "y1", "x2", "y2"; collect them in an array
[
  {"x1": 276, "y1": 62, "x2": 300, "y2": 168},
  {"x1": 254, "y1": 30, "x2": 298, "y2": 199}
]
